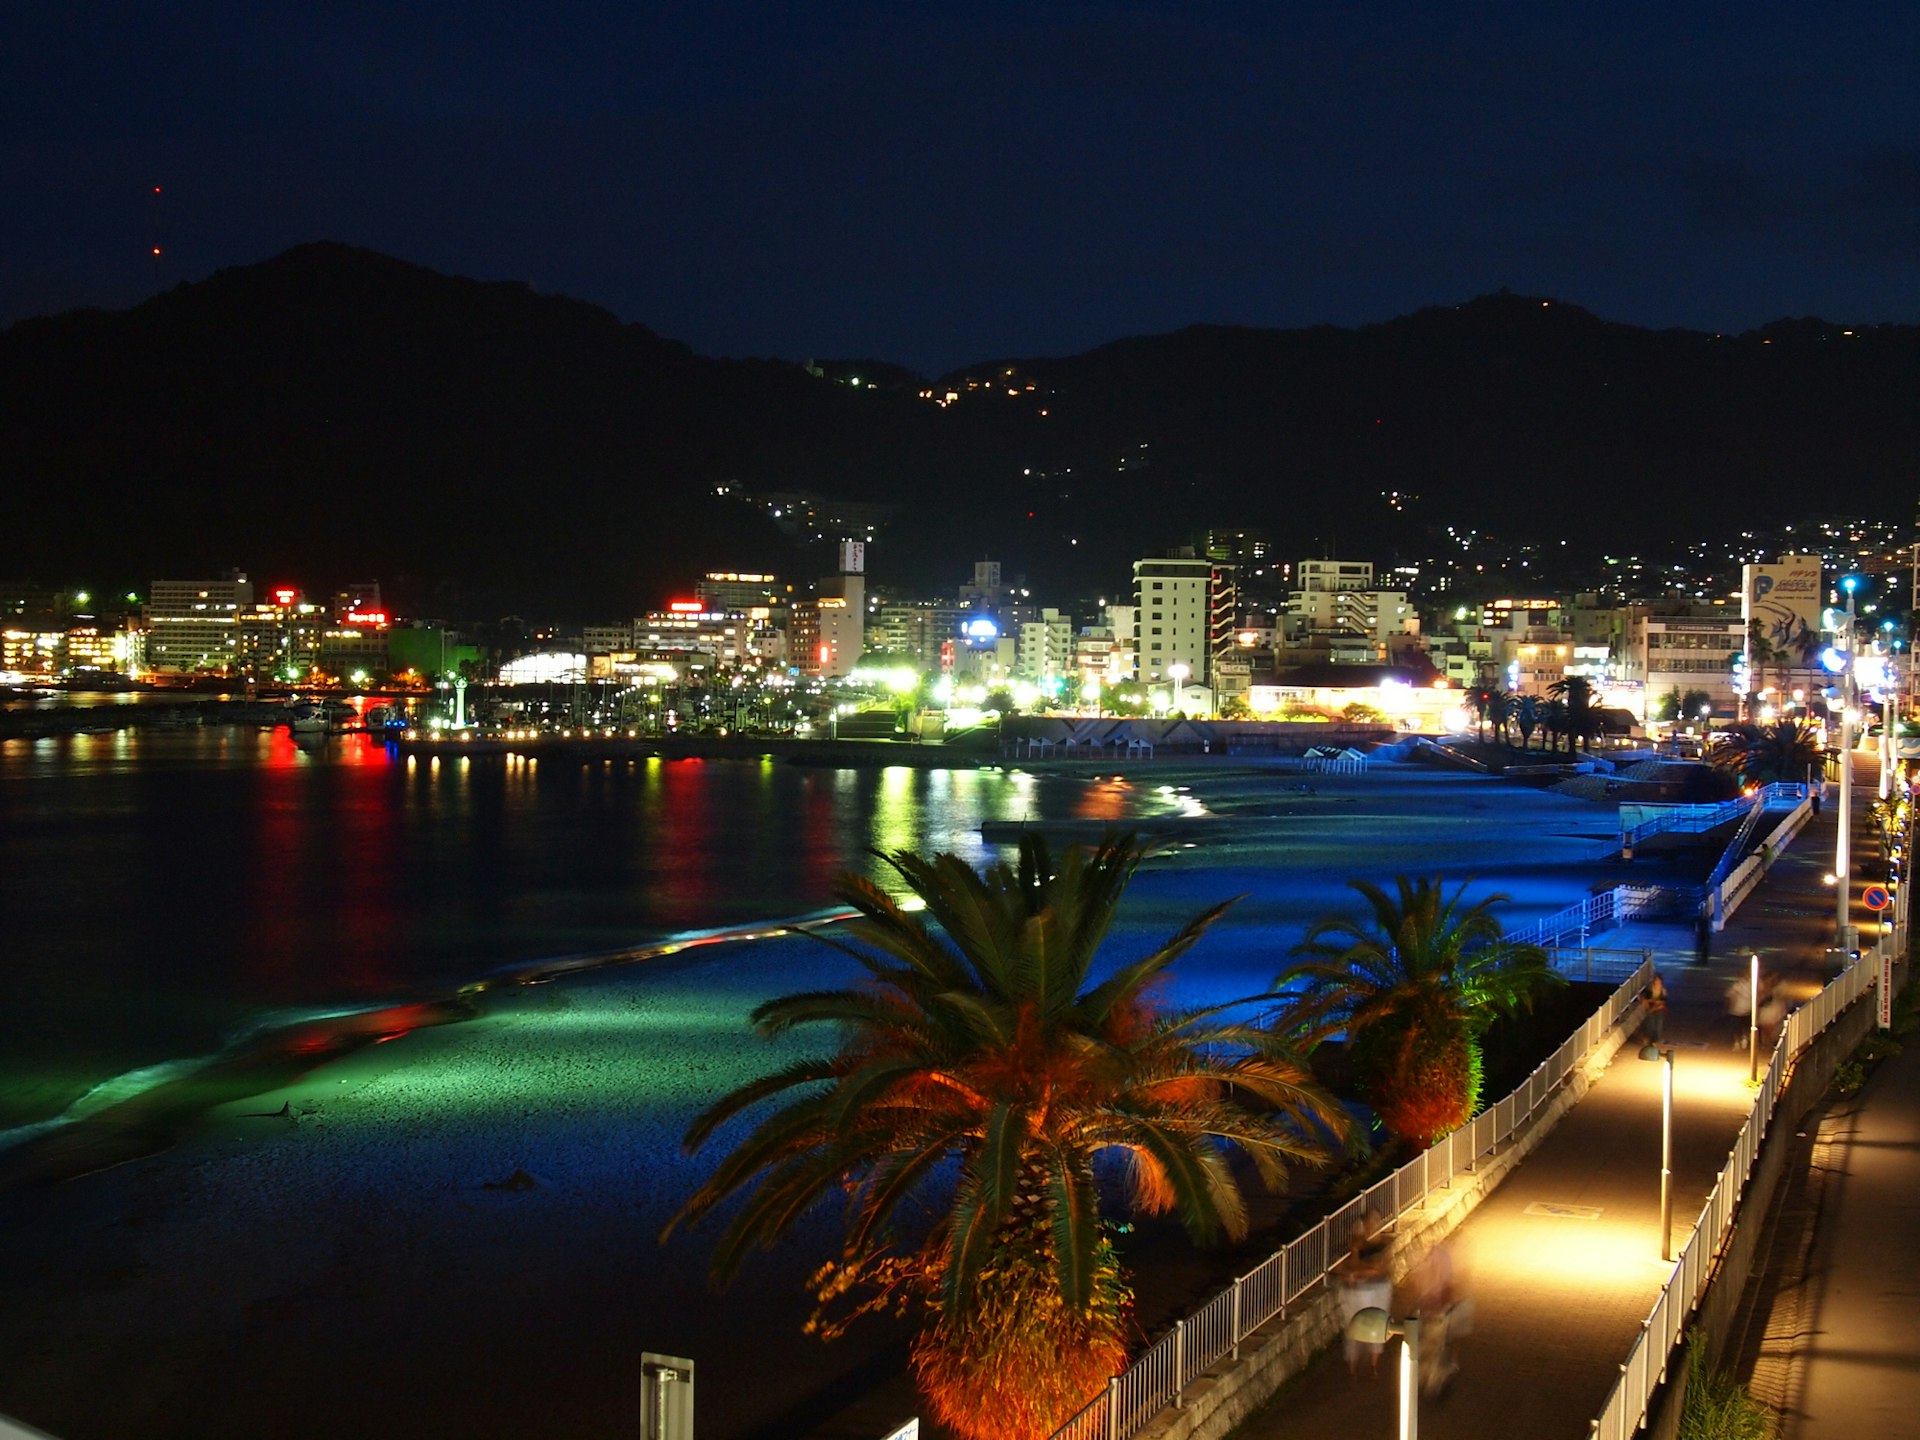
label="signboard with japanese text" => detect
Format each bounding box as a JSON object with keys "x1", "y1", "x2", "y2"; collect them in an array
[{"x1": 1742, "y1": 556, "x2": 1824, "y2": 670}]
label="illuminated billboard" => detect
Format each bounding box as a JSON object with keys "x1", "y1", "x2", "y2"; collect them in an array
[{"x1": 1742, "y1": 555, "x2": 1823, "y2": 669}]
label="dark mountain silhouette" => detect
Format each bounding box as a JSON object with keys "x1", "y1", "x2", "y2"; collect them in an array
[{"x1": 3, "y1": 245, "x2": 1915, "y2": 618}]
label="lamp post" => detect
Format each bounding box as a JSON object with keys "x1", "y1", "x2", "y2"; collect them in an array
[
  {"x1": 1837, "y1": 577, "x2": 1859, "y2": 949},
  {"x1": 1882, "y1": 648, "x2": 1897, "y2": 802},
  {"x1": 1638, "y1": 1042, "x2": 1676, "y2": 1261},
  {"x1": 1346, "y1": 1307, "x2": 1422, "y2": 1440},
  {"x1": 1747, "y1": 953, "x2": 1761, "y2": 1083},
  {"x1": 1168, "y1": 662, "x2": 1190, "y2": 716}
]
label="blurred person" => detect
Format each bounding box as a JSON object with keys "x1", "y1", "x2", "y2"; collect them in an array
[
  {"x1": 1339, "y1": 1217, "x2": 1393, "y2": 1378},
  {"x1": 1756, "y1": 974, "x2": 1786, "y2": 1050},
  {"x1": 1727, "y1": 970, "x2": 1753, "y2": 1048},
  {"x1": 1412, "y1": 1240, "x2": 1468, "y2": 1397},
  {"x1": 1640, "y1": 969, "x2": 1669, "y2": 1044}
]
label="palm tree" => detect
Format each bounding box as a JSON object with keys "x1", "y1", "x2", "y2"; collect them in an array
[
  {"x1": 1548, "y1": 675, "x2": 1598, "y2": 753},
  {"x1": 1466, "y1": 684, "x2": 1493, "y2": 742},
  {"x1": 1540, "y1": 696, "x2": 1569, "y2": 752},
  {"x1": 1709, "y1": 719, "x2": 1823, "y2": 787},
  {"x1": 1745, "y1": 619, "x2": 1788, "y2": 720},
  {"x1": 664, "y1": 834, "x2": 1346, "y2": 1440},
  {"x1": 1485, "y1": 689, "x2": 1514, "y2": 750},
  {"x1": 1273, "y1": 877, "x2": 1561, "y2": 1148},
  {"x1": 1513, "y1": 693, "x2": 1542, "y2": 751}
]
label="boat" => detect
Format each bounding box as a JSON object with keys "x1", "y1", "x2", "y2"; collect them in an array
[
  {"x1": 288, "y1": 705, "x2": 331, "y2": 735},
  {"x1": 286, "y1": 700, "x2": 351, "y2": 736}
]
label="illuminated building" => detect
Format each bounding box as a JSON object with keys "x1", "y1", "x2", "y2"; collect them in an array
[
  {"x1": 233, "y1": 588, "x2": 326, "y2": 680},
  {"x1": 695, "y1": 572, "x2": 784, "y2": 612},
  {"x1": 330, "y1": 582, "x2": 383, "y2": 624},
  {"x1": 1284, "y1": 560, "x2": 1420, "y2": 661},
  {"x1": 319, "y1": 624, "x2": 389, "y2": 682},
  {"x1": 1620, "y1": 603, "x2": 1747, "y2": 717},
  {"x1": 631, "y1": 608, "x2": 756, "y2": 665},
  {"x1": 790, "y1": 547, "x2": 866, "y2": 678},
  {"x1": 1014, "y1": 608, "x2": 1074, "y2": 682},
  {"x1": 1247, "y1": 662, "x2": 1461, "y2": 730},
  {"x1": 144, "y1": 573, "x2": 253, "y2": 674},
  {"x1": 62, "y1": 625, "x2": 123, "y2": 675},
  {"x1": 867, "y1": 600, "x2": 966, "y2": 670},
  {"x1": 1134, "y1": 548, "x2": 1234, "y2": 687},
  {"x1": 1, "y1": 627, "x2": 58, "y2": 679},
  {"x1": 1073, "y1": 624, "x2": 1121, "y2": 685},
  {"x1": 581, "y1": 624, "x2": 635, "y2": 656}
]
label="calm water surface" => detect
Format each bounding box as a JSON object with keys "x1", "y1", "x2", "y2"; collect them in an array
[{"x1": 0, "y1": 727, "x2": 1170, "y2": 1132}]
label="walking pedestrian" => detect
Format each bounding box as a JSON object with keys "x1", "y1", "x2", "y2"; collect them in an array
[
  {"x1": 1756, "y1": 975, "x2": 1786, "y2": 1050},
  {"x1": 1640, "y1": 969, "x2": 1668, "y2": 1044},
  {"x1": 1339, "y1": 1218, "x2": 1393, "y2": 1379},
  {"x1": 1412, "y1": 1241, "x2": 1467, "y2": 1397},
  {"x1": 1727, "y1": 971, "x2": 1753, "y2": 1048}
]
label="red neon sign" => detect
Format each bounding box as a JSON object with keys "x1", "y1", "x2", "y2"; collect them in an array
[
  {"x1": 669, "y1": 601, "x2": 702, "y2": 613},
  {"x1": 273, "y1": 588, "x2": 297, "y2": 606},
  {"x1": 345, "y1": 609, "x2": 389, "y2": 628}
]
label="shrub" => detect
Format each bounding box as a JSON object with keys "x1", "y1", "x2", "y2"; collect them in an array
[{"x1": 1677, "y1": 1331, "x2": 1773, "y2": 1439}]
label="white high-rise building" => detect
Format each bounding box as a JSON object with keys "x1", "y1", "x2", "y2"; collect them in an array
[
  {"x1": 144, "y1": 573, "x2": 254, "y2": 674},
  {"x1": 1133, "y1": 551, "x2": 1212, "y2": 683},
  {"x1": 1015, "y1": 609, "x2": 1074, "y2": 682}
]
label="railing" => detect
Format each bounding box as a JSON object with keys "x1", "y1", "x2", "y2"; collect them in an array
[
  {"x1": 1706, "y1": 783, "x2": 1811, "y2": 890},
  {"x1": 1505, "y1": 885, "x2": 1685, "y2": 951},
  {"x1": 1715, "y1": 794, "x2": 1817, "y2": 925},
  {"x1": 1621, "y1": 797, "x2": 1751, "y2": 848},
  {"x1": 1542, "y1": 946, "x2": 1653, "y2": 984},
  {"x1": 1301, "y1": 754, "x2": 1368, "y2": 775},
  {"x1": 1589, "y1": 949, "x2": 1885, "y2": 1439},
  {"x1": 1046, "y1": 959, "x2": 1654, "y2": 1440}
]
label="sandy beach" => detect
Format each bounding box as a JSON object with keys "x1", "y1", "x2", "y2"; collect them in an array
[{"x1": 0, "y1": 757, "x2": 1687, "y2": 1439}]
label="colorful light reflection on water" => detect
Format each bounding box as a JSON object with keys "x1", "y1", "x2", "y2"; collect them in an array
[{"x1": 0, "y1": 729, "x2": 1172, "y2": 1130}]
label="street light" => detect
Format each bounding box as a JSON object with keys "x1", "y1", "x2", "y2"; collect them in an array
[
  {"x1": 1168, "y1": 662, "x2": 1190, "y2": 715},
  {"x1": 1638, "y1": 1042, "x2": 1676, "y2": 1261},
  {"x1": 1347, "y1": 1307, "x2": 1422, "y2": 1440},
  {"x1": 1837, "y1": 576, "x2": 1860, "y2": 949},
  {"x1": 1747, "y1": 953, "x2": 1761, "y2": 1083}
]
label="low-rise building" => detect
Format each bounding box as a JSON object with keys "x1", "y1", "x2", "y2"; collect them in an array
[{"x1": 1619, "y1": 603, "x2": 1746, "y2": 717}]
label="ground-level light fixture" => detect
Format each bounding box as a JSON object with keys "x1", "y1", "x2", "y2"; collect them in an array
[
  {"x1": 1638, "y1": 1042, "x2": 1676, "y2": 1260},
  {"x1": 1347, "y1": 1307, "x2": 1421, "y2": 1439}
]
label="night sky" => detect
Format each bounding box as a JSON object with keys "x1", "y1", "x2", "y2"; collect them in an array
[{"x1": 5, "y1": 2, "x2": 1915, "y2": 374}]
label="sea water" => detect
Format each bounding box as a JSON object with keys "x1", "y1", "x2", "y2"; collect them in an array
[{"x1": 0, "y1": 726, "x2": 1175, "y2": 1137}]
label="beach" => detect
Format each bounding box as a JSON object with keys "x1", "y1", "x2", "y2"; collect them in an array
[{"x1": 0, "y1": 757, "x2": 1688, "y2": 1439}]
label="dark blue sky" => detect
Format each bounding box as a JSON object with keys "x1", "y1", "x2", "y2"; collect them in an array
[{"x1": 4, "y1": 2, "x2": 1915, "y2": 373}]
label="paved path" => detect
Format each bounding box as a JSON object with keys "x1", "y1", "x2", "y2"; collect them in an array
[
  {"x1": 1771, "y1": 1014, "x2": 1920, "y2": 1438},
  {"x1": 1235, "y1": 771, "x2": 1873, "y2": 1440}
]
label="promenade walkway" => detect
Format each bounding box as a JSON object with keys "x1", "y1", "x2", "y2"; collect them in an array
[{"x1": 1234, "y1": 780, "x2": 1868, "y2": 1440}]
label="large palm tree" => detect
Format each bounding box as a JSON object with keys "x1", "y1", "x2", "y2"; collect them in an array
[
  {"x1": 1548, "y1": 674, "x2": 1598, "y2": 753},
  {"x1": 1274, "y1": 877, "x2": 1561, "y2": 1148},
  {"x1": 1540, "y1": 696, "x2": 1569, "y2": 751},
  {"x1": 1514, "y1": 693, "x2": 1542, "y2": 751},
  {"x1": 1709, "y1": 718, "x2": 1823, "y2": 787},
  {"x1": 1465, "y1": 684, "x2": 1494, "y2": 741},
  {"x1": 1485, "y1": 689, "x2": 1515, "y2": 749},
  {"x1": 664, "y1": 833, "x2": 1347, "y2": 1440}
]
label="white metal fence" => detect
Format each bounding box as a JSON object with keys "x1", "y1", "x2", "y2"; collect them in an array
[
  {"x1": 1506, "y1": 884, "x2": 1685, "y2": 951},
  {"x1": 1587, "y1": 948, "x2": 1884, "y2": 1439},
  {"x1": 1621, "y1": 796, "x2": 1752, "y2": 847},
  {"x1": 1300, "y1": 754, "x2": 1368, "y2": 774},
  {"x1": 1043, "y1": 959, "x2": 1654, "y2": 1440}
]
